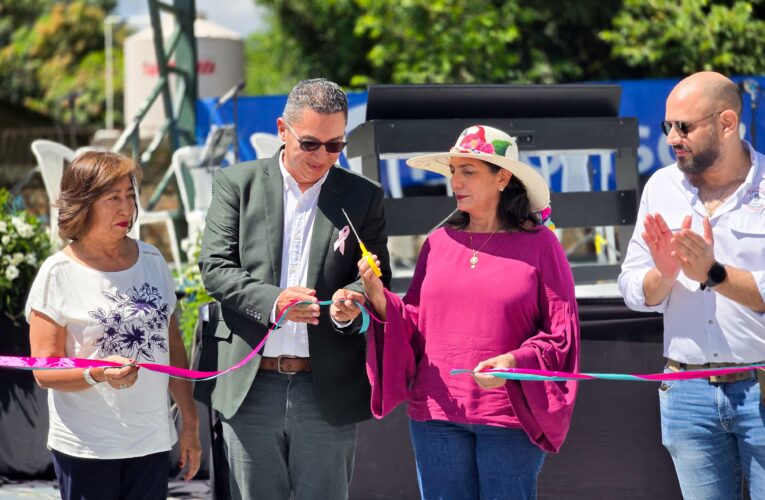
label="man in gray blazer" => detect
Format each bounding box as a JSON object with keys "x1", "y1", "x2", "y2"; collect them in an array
[{"x1": 194, "y1": 78, "x2": 391, "y2": 500}]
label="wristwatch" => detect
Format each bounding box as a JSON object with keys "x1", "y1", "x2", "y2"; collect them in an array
[
  {"x1": 83, "y1": 367, "x2": 101, "y2": 386},
  {"x1": 700, "y1": 262, "x2": 727, "y2": 290}
]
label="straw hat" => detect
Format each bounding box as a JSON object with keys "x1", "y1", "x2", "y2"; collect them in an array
[{"x1": 405, "y1": 125, "x2": 550, "y2": 212}]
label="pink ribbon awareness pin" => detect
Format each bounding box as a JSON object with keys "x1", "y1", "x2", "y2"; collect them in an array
[{"x1": 334, "y1": 225, "x2": 350, "y2": 255}]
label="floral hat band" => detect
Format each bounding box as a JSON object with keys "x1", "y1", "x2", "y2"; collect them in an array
[
  {"x1": 451, "y1": 127, "x2": 514, "y2": 157},
  {"x1": 406, "y1": 125, "x2": 551, "y2": 213}
]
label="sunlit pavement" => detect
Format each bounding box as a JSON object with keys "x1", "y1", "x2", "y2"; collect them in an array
[{"x1": 0, "y1": 481, "x2": 210, "y2": 499}]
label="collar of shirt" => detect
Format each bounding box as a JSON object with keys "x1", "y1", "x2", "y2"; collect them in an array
[
  {"x1": 278, "y1": 151, "x2": 330, "y2": 200},
  {"x1": 678, "y1": 140, "x2": 761, "y2": 216}
]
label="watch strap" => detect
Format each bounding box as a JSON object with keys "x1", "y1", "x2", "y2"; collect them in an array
[
  {"x1": 700, "y1": 262, "x2": 726, "y2": 290},
  {"x1": 83, "y1": 367, "x2": 100, "y2": 386}
]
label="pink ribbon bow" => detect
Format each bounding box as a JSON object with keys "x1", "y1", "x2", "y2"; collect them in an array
[{"x1": 334, "y1": 225, "x2": 350, "y2": 255}]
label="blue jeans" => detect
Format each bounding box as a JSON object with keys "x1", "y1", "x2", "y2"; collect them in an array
[
  {"x1": 221, "y1": 370, "x2": 357, "y2": 500},
  {"x1": 409, "y1": 419, "x2": 546, "y2": 500},
  {"x1": 659, "y1": 369, "x2": 765, "y2": 499}
]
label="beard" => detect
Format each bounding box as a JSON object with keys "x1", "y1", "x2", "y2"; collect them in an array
[{"x1": 676, "y1": 132, "x2": 721, "y2": 175}]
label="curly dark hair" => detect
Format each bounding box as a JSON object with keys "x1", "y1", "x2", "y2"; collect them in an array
[{"x1": 445, "y1": 161, "x2": 539, "y2": 232}]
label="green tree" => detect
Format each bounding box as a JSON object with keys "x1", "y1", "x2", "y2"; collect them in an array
[
  {"x1": 0, "y1": 0, "x2": 51, "y2": 48},
  {"x1": 246, "y1": 0, "x2": 372, "y2": 94},
  {"x1": 600, "y1": 0, "x2": 765, "y2": 76},
  {"x1": 355, "y1": 0, "x2": 632, "y2": 84},
  {"x1": 354, "y1": 0, "x2": 524, "y2": 85},
  {"x1": 248, "y1": 0, "x2": 629, "y2": 90},
  {"x1": 0, "y1": 0, "x2": 123, "y2": 126},
  {"x1": 245, "y1": 14, "x2": 315, "y2": 95},
  {"x1": 249, "y1": 0, "x2": 765, "y2": 91}
]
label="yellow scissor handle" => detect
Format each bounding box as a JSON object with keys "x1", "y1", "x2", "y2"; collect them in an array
[{"x1": 359, "y1": 242, "x2": 382, "y2": 277}]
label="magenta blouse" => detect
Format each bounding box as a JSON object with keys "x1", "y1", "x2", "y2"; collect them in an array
[{"x1": 366, "y1": 226, "x2": 580, "y2": 453}]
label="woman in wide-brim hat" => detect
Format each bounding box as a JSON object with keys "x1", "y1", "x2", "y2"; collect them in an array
[{"x1": 359, "y1": 125, "x2": 580, "y2": 499}]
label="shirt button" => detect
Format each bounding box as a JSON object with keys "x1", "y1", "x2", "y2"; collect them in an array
[
  {"x1": 708, "y1": 320, "x2": 714, "y2": 325},
  {"x1": 713, "y1": 353, "x2": 719, "y2": 357}
]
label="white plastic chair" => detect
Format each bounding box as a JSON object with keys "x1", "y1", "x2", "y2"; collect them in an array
[
  {"x1": 128, "y1": 209, "x2": 181, "y2": 273},
  {"x1": 31, "y1": 140, "x2": 76, "y2": 248},
  {"x1": 249, "y1": 132, "x2": 282, "y2": 159},
  {"x1": 171, "y1": 145, "x2": 218, "y2": 240}
]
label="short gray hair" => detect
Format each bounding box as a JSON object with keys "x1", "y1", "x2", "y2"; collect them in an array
[{"x1": 282, "y1": 78, "x2": 348, "y2": 124}]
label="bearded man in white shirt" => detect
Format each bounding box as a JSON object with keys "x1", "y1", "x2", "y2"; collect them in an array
[{"x1": 619, "y1": 71, "x2": 765, "y2": 499}]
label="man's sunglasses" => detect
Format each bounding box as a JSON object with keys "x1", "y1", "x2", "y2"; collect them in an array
[
  {"x1": 284, "y1": 122, "x2": 346, "y2": 153},
  {"x1": 660, "y1": 112, "x2": 720, "y2": 137}
]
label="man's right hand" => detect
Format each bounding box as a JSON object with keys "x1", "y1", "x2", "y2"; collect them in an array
[
  {"x1": 275, "y1": 287, "x2": 320, "y2": 325},
  {"x1": 642, "y1": 213, "x2": 680, "y2": 280}
]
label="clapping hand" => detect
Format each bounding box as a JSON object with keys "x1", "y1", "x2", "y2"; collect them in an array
[
  {"x1": 670, "y1": 215, "x2": 716, "y2": 282},
  {"x1": 642, "y1": 213, "x2": 680, "y2": 280}
]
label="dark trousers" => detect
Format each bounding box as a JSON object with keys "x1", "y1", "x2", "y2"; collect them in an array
[
  {"x1": 51, "y1": 449, "x2": 169, "y2": 500},
  {"x1": 221, "y1": 370, "x2": 358, "y2": 500}
]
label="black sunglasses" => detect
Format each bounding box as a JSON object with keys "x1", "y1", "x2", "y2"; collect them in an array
[
  {"x1": 660, "y1": 112, "x2": 720, "y2": 137},
  {"x1": 284, "y1": 122, "x2": 346, "y2": 153}
]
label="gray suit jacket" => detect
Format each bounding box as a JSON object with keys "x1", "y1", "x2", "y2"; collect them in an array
[{"x1": 193, "y1": 151, "x2": 391, "y2": 424}]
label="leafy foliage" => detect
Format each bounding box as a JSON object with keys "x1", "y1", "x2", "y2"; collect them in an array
[
  {"x1": 248, "y1": 0, "x2": 371, "y2": 92},
  {"x1": 248, "y1": 0, "x2": 764, "y2": 92},
  {"x1": 246, "y1": 0, "x2": 630, "y2": 90},
  {"x1": 0, "y1": 0, "x2": 125, "y2": 127},
  {"x1": 600, "y1": 0, "x2": 765, "y2": 76},
  {"x1": 0, "y1": 188, "x2": 51, "y2": 322},
  {"x1": 176, "y1": 232, "x2": 212, "y2": 351}
]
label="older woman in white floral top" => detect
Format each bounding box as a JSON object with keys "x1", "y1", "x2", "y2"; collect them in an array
[{"x1": 25, "y1": 152, "x2": 201, "y2": 500}]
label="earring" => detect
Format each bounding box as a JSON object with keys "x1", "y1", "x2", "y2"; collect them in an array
[{"x1": 499, "y1": 186, "x2": 505, "y2": 192}]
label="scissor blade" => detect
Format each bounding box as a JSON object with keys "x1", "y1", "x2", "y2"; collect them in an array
[{"x1": 341, "y1": 208, "x2": 362, "y2": 242}]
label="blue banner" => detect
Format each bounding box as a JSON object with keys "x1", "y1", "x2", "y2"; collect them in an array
[{"x1": 197, "y1": 77, "x2": 765, "y2": 195}]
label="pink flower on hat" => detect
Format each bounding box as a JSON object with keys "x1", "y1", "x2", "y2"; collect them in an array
[{"x1": 455, "y1": 126, "x2": 495, "y2": 154}]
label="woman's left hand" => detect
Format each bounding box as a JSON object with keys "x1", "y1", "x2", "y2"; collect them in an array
[
  {"x1": 177, "y1": 422, "x2": 202, "y2": 480},
  {"x1": 473, "y1": 353, "x2": 516, "y2": 389}
]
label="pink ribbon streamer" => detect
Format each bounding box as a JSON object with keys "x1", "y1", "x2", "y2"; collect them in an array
[{"x1": 1, "y1": 299, "x2": 385, "y2": 381}]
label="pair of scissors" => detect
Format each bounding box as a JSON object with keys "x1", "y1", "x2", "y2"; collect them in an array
[{"x1": 341, "y1": 208, "x2": 382, "y2": 277}]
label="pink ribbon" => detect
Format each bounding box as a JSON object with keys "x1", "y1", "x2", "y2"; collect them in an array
[
  {"x1": 334, "y1": 226, "x2": 350, "y2": 255},
  {"x1": 1, "y1": 300, "x2": 385, "y2": 381}
]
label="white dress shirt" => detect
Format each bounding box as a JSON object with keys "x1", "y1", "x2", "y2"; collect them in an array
[
  {"x1": 262, "y1": 153, "x2": 329, "y2": 358},
  {"x1": 619, "y1": 141, "x2": 765, "y2": 364}
]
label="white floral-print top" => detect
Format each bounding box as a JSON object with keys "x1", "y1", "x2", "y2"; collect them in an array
[{"x1": 25, "y1": 240, "x2": 178, "y2": 459}]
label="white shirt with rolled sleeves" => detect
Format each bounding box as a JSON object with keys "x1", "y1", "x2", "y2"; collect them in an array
[{"x1": 618, "y1": 141, "x2": 765, "y2": 364}]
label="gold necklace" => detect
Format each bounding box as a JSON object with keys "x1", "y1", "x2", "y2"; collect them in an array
[
  {"x1": 468, "y1": 230, "x2": 499, "y2": 269},
  {"x1": 699, "y1": 182, "x2": 742, "y2": 216}
]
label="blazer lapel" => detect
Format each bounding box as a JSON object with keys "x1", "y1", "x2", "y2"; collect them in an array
[
  {"x1": 262, "y1": 152, "x2": 284, "y2": 284},
  {"x1": 307, "y1": 167, "x2": 344, "y2": 289}
]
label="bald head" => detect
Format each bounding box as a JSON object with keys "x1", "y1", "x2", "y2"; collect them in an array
[{"x1": 669, "y1": 71, "x2": 742, "y2": 116}]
